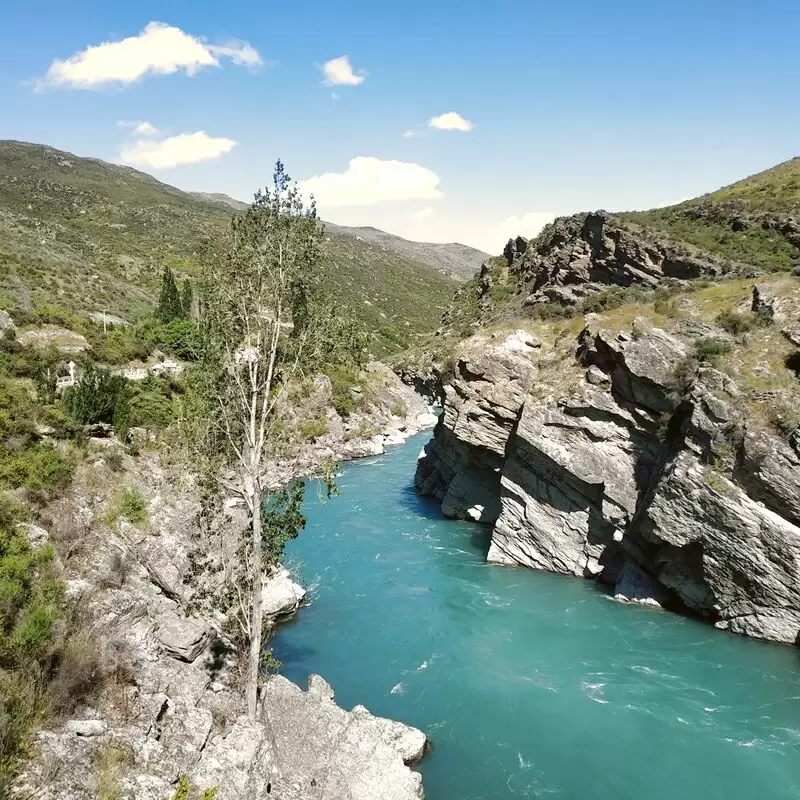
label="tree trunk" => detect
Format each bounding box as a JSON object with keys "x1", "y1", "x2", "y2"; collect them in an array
[{"x1": 247, "y1": 499, "x2": 264, "y2": 719}]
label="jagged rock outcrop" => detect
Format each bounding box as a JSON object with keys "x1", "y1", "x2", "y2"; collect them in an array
[
  {"x1": 20, "y1": 669, "x2": 427, "y2": 800},
  {"x1": 490, "y1": 212, "x2": 724, "y2": 308},
  {"x1": 418, "y1": 320, "x2": 800, "y2": 645}
]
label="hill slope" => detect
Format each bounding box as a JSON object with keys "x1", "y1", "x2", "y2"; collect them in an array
[
  {"x1": 624, "y1": 156, "x2": 800, "y2": 273},
  {"x1": 0, "y1": 141, "x2": 458, "y2": 355},
  {"x1": 326, "y1": 223, "x2": 489, "y2": 280}
]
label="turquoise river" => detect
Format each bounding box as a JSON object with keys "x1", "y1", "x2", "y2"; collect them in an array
[{"x1": 272, "y1": 432, "x2": 800, "y2": 799}]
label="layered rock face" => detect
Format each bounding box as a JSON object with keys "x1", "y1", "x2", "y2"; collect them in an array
[
  {"x1": 417, "y1": 324, "x2": 800, "y2": 645},
  {"x1": 415, "y1": 331, "x2": 538, "y2": 522}
]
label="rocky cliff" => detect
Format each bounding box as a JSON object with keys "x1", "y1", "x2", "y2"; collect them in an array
[
  {"x1": 416, "y1": 274, "x2": 800, "y2": 645},
  {"x1": 13, "y1": 367, "x2": 434, "y2": 799}
]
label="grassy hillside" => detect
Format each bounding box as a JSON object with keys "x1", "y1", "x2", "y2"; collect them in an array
[
  {"x1": 624, "y1": 157, "x2": 800, "y2": 273},
  {"x1": 0, "y1": 141, "x2": 458, "y2": 355}
]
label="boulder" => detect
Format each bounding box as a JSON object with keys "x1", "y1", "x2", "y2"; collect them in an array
[
  {"x1": 752, "y1": 284, "x2": 782, "y2": 324},
  {"x1": 588, "y1": 325, "x2": 686, "y2": 414},
  {"x1": 259, "y1": 675, "x2": 426, "y2": 800},
  {"x1": 0, "y1": 309, "x2": 16, "y2": 334},
  {"x1": 22, "y1": 523, "x2": 50, "y2": 549},
  {"x1": 17, "y1": 326, "x2": 89, "y2": 353},
  {"x1": 65, "y1": 719, "x2": 107, "y2": 737},
  {"x1": 156, "y1": 614, "x2": 213, "y2": 663},
  {"x1": 262, "y1": 568, "x2": 307, "y2": 620}
]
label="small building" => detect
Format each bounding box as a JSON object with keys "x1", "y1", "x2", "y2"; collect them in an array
[
  {"x1": 150, "y1": 359, "x2": 184, "y2": 377},
  {"x1": 55, "y1": 361, "x2": 78, "y2": 391}
]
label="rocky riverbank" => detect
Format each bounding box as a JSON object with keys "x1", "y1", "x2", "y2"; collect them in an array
[
  {"x1": 13, "y1": 367, "x2": 434, "y2": 799},
  {"x1": 416, "y1": 276, "x2": 800, "y2": 645}
]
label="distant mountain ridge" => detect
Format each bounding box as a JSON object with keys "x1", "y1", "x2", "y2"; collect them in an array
[
  {"x1": 326, "y1": 223, "x2": 489, "y2": 280},
  {"x1": 189, "y1": 191, "x2": 249, "y2": 211},
  {"x1": 186, "y1": 199, "x2": 486, "y2": 281}
]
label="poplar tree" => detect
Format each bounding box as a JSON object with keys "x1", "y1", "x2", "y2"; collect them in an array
[{"x1": 190, "y1": 161, "x2": 329, "y2": 718}]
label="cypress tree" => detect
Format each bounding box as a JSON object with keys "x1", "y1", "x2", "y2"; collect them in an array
[
  {"x1": 157, "y1": 266, "x2": 182, "y2": 322},
  {"x1": 180, "y1": 279, "x2": 194, "y2": 320}
]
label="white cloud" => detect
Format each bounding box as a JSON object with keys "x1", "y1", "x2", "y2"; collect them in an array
[
  {"x1": 120, "y1": 130, "x2": 237, "y2": 169},
  {"x1": 322, "y1": 56, "x2": 365, "y2": 86},
  {"x1": 402, "y1": 129, "x2": 417, "y2": 138},
  {"x1": 411, "y1": 206, "x2": 435, "y2": 221},
  {"x1": 206, "y1": 40, "x2": 262, "y2": 67},
  {"x1": 485, "y1": 211, "x2": 556, "y2": 252},
  {"x1": 117, "y1": 119, "x2": 159, "y2": 135},
  {"x1": 300, "y1": 157, "x2": 443, "y2": 208},
  {"x1": 38, "y1": 21, "x2": 262, "y2": 90},
  {"x1": 135, "y1": 121, "x2": 159, "y2": 135},
  {"x1": 429, "y1": 112, "x2": 473, "y2": 132}
]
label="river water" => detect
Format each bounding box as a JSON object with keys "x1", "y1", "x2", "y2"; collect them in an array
[{"x1": 272, "y1": 432, "x2": 800, "y2": 799}]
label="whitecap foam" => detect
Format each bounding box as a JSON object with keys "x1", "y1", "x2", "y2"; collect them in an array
[{"x1": 581, "y1": 680, "x2": 608, "y2": 704}]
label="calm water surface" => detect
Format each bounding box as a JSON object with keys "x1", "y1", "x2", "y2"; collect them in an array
[{"x1": 272, "y1": 433, "x2": 800, "y2": 799}]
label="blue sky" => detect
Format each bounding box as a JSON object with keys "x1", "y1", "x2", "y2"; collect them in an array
[{"x1": 2, "y1": 0, "x2": 800, "y2": 253}]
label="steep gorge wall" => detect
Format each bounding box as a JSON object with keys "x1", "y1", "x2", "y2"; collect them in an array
[{"x1": 416, "y1": 324, "x2": 800, "y2": 645}]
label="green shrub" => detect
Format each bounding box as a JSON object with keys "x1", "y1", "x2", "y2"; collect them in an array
[
  {"x1": 104, "y1": 449, "x2": 124, "y2": 472},
  {"x1": 0, "y1": 493, "x2": 63, "y2": 788},
  {"x1": 325, "y1": 364, "x2": 359, "y2": 417},
  {"x1": 580, "y1": 286, "x2": 648, "y2": 314},
  {"x1": 0, "y1": 443, "x2": 73, "y2": 496},
  {"x1": 119, "y1": 489, "x2": 147, "y2": 525},
  {"x1": 64, "y1": 369, "x2": 125, "y2": 425},
  {"x1": 0, "y1": 668, "x2": 48, "y2": 791},
  {"x1": 670, "y1": 356, "x2": 699, "y2": 392},
  {"x1": 378, "y1": 326, "x2": 408, "y2": 349},
  {"x1": 171, "y1": 776, "x2": 218, "y2": 800},
  {"x1": 114, "y1": 378, "x2": 176, "y2": 439},
  {"x1": 693, "y1": 337, "x2": 732, "y2": 365},
  {"x1": 149, "y1": 320, "x2": 203, "y2": 361},
  {"x1": 299, "y1": 417, "x2": 329, "y2": 441},
  {"x1": 89, "y1": 327, "x2": 151, "y2": 366},
  {"x1": 653, "y1": 298, "x2": 679, "y2": 317},
  {"x1": 716, "y1": 310, "x2": 756, "y2": 336},
  {"x1": 768, "y1": 403, "x2": 800, "y2": 436},
  {"x1": 332, "y1": 392, "x2": 355, "y2": 417},
  {"x1": 390, "y1": 402, "x2": 407, "y2": 417},
  {"x1": 705, "y1": 469, "x2": 737, "y2": 498}
]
